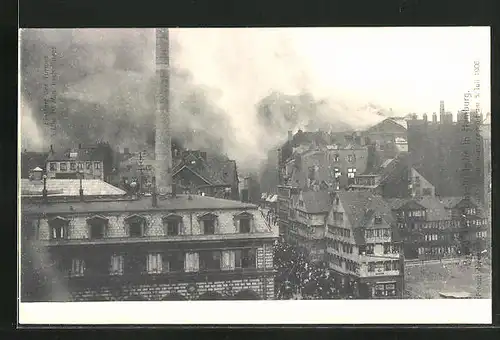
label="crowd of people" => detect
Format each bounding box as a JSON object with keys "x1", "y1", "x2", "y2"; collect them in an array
[{"x1": 273, "y1": 239, "x2": 339, "y2": 300}]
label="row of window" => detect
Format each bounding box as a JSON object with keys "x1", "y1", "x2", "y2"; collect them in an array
[
  {"x1": 374, "y1": 282, "x2": 397, "y2": 297},
  {"x1": 367, "y1": 261, "x2": 400, "y2": 273},
  {"x1": 399, "y1": 218, "x2": 487, "y2": 231},
  {"x1": 69, "y1": 249, "x2": 258, "y2": 277},
  {"x1": 360, "y1": 243, "x2": 400, "y2": 255},
  {"x1": 328, "y1": 226, "x2": 351, "y2": 238},
  {"x1": 327, "y1": 253, "x2": 360, "y2": 274},
  {"x1": 327, "y1": 239, "x2": 354, "y2": 254},
  {"x1": 417, "y1": 246, "x2": 458, "y2": 256},
  {"x1": 49, "y1": 215, "x2": 253, "y2": 241},
  {"x1": 333, "y1": 212, "x2": 344, "y2": 222},
  {"x1": 327, "y1": 154, "x2": 357, "y2": 163},
  {"x1": 49, "y1": 161, "x2": 101, "y2": 172},
  {"x1": 365, "y1": 228, "x2": 390, "y2": 239}
]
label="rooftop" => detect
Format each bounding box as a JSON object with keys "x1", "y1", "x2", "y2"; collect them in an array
[
  {"x1": 343, "y1": 192, "x2": 395, "y2": 228},
  {"x1": 22, "y1": 194, "x2": 258, "y2": 215},
  {"x1": 172, "y1": 152, "x2": 237, "y2": 187},
  {"x1": 46, "y1": 148, "x2": 100, "y2": 162},
  {"x1": 299, "y1": 190, "x2": 332, "y2": 214},
  {"x1": 20, "y1": 179, "x2": 126, "y2": 197}
]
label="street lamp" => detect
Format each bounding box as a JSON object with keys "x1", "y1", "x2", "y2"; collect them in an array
[{"x1": 78, "y1": 169, "x2": 84, "y2": 201}]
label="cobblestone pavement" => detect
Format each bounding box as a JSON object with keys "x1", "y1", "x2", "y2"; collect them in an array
[{"x1": 404, "y1": 259, "x2": 491, "y2": 299}]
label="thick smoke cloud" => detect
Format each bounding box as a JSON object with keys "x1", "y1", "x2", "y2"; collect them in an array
[{"x1": 20, "y1": 28, "x2": 390, "y2": 172}]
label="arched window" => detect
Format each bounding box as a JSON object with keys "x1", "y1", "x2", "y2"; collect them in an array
[
  {"x1": 48, "y1": 216, "x2": 70, "y2": 240},
  {"x1": 198, "y1": 213, "x2": 218, "y2": 235},
  {"x1": 125, "y1": 214, "x2": 147, "y2": 238},
  {"x1": 233, "y1": 212, "x2": 253, "y2": 233},
  {"x1": 87, "y1": 215, "x2": 109, "y2": 239},
  {"x1": 162, "y1": 214, "x2": 183, "y2": 236}
]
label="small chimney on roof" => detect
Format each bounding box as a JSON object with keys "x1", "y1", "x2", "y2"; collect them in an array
[{"x1": 50, "y1": 145, "x2": 54, "y2": 154}]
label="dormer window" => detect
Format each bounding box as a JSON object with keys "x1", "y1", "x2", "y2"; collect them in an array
[
  {"x1": 199, "y1": 213, "x2": 217, "y2": 235},
  {"x1": 70, "y1": 162, "x2": 77, "y2": 171},
  {"x1": 125, "y1": 215, "x2": 147, "y2": 238},
  {"x1": 49, "y1": 163, "x2": 57, "y2": 171},
  {"x1": 374, "y1": 216, "x2": 383, "y2": 224},
  {"x1": 48, "y1": 216, "x2": 70, "y2": 240},
  {"x1": 234, "y1": 212, "x2": 253, "y2": 233},
  {"x1": 60, "y1": 163, "x2": 67, "y2": 171},
  {"x1": 87, "y1": 215, "x2": 108, "y2": 239},
  {"x1": 94, "y1": 162, "x2": 101, "y2": 170},
  {"x1": 86, "y1": 162, "x2": 92, "y2": 170},
  {"x1": 163, "y1": 214, "x2": 182, "y2": 236}
]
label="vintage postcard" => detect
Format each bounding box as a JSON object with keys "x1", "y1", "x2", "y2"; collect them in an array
[{"x1": 18, "y1": 27, "x2": 491, "y2": 324}]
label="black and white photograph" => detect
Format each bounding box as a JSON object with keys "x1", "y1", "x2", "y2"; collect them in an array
[{"x1": 19, "y1": 27, "x2": 491, "y2": 324}]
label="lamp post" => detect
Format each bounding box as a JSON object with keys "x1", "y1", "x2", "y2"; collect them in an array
[
  {"x1": 78, "y1": 170, "x2": 84, "y2": 201},
  {"x1": 42, "y1": 174, "x2": 48, "y2": 202}
]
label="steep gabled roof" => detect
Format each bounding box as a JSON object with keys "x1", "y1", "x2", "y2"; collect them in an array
[
  {"x1": 416, "y1": 196, "x2": 449, "y2": 221},
  {"x1": 173, "y1": 152, "x2": 237, "y2": 187},
  {"x1": 298, "y1": 190, "x2": 332, "y2": 214},
  {"x1": 337, "y1": 191, "x2": 394, "y2": 229}
]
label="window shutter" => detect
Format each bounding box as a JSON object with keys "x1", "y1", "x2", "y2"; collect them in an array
[
  {"x1": 221, "y1": 251, "x2": 230, "y2": 270},
  {"x1": 229, "y1": 251, "x2": 235, "y2": 270},
  {"x1": 221, "y1": 251, "x2": 235, "y2": 270},
  {"x1": 52, "y1": 227, "x2": 57, "y2": 239},
  {"x1": 185, "y1": 252, "x2": 199, "y2": 272},
  {"x1": 147, "y1": 253, "x2": 154, "y2": 273},
  {"x1": 192, "y1": 252, "x2": 199, "y2": 272},
  {"x1": 157, "y1": 254, "x2": 162, "y2": 273}
]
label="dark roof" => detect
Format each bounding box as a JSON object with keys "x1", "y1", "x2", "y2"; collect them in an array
[
  {"x1": 417, "y1": 196, "x2": 449, "y2": 221},
  {"x1": 22, "y1": 194, "x2": 258, "y2": 215},
  {"x1": 440, "y1": 197, "x2": 465, "y2": 209},
  {"x1": 337, "y1": 191, "x2": 394, "y2": 229},
  {"x1": 299, "y1": 190, "x2": 332, "y2": 214},
  {"x1": 46, "y1": 148, "x2": 101, "y2": 162},
  {"x1": 338, "y1": 191, "x2": 399, "y2": 245},
  {"x1": 173, "y1": 152, "x2": 237, "y2": 187}
]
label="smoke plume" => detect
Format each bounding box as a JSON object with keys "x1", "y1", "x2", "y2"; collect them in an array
[{"x1": 20, "y1": 28, "x2": 391, "y2": 172}]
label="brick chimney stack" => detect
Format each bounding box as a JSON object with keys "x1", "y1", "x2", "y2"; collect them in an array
[{"x1": 155, "y1": 28, "x2": 173, "y2": 196}]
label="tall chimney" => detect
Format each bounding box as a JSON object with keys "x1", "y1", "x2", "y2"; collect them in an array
[{"x1": 155, "y1": 28, "x2": 173, "y2": 196}]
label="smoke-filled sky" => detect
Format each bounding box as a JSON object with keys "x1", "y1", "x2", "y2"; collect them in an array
[{"x1": 20, "y1": 27, "x2": 490, "y2": 171}]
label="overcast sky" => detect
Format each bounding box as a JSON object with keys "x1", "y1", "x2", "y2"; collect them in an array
[{"x1": 174, "y1": 27, "x2": 490, "y2": 121}]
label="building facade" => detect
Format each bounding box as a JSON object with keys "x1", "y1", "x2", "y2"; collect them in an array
[
  {"x1": 325, "y1": 191, "x2": 404, "y2": 299},
  {"x1": 276, "y1": 185, "x2": 301, "y2": 237},
  {"x1": 21, "y1": 191, "x2": 277, "y2": 302},
  {"x1": 172, "y1": 150, "x2": 240, "y2": 200},
  {"x1": 349, "y1": 152, "x2": 410, "y2": 198},
  {"x1": 46, "y1": 146, "x2": 104, "y2": 181},
  {"x1": 389, "y1": 196, "x2": 489, "y2": 260},
  {"x1": 286, "y1": 190, "x2": 331, "y2": 263}
]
